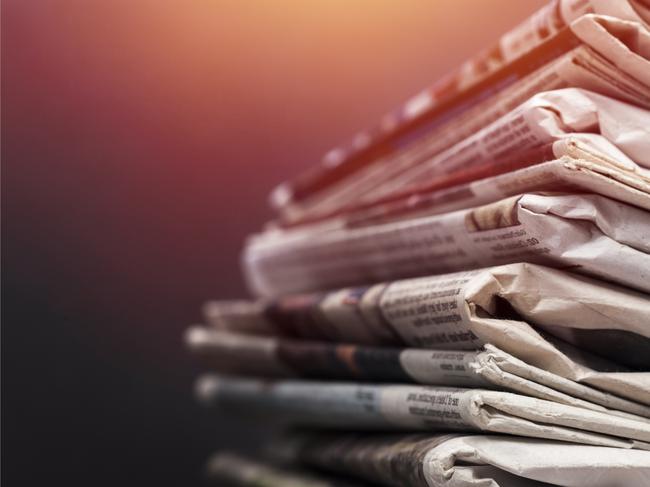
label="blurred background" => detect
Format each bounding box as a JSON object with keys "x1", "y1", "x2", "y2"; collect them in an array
[{"x1": 3, "y1": 1, "x2": 546, "y2": 485}]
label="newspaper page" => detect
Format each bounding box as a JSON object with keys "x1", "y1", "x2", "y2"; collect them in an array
[
  {"x1": 293, "y1": 88, "x2": 650, "y2": 226},
  {"x1": 336, "y1": 154, "x2": 650, "y2": 228},
  {"x1": 186, "y1": 329, "x2": 650, "y2": 418},
  {"x1": 210, "y1": 263, "x2": 650, "y2": 404},
  {"x1": 244, "y1": 193, "x2": 650, "y2": 296},
  {"x1": 271, "y1": 6, "x2": 650, "y2": 212},
  {"x1": 206, "y1": 452, "x2": 366, "y2": 487},
  {"x1": 276, "y1": 14, "x2": 650, "y2": 225},
  {"x1": 282, "y1": 85, "x2": 650, "y2": 227},
  {"x1": 266, "y1": 142, "x2": 650, "y2": 233},
  {"x1": 270, "y1": 431, "x2": 650, "y2": 487},
  {"x1": 195, "y1": 376, "x2": 650, "y2": 450}
]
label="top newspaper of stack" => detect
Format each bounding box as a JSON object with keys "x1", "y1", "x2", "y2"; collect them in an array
[
  {"x1": 242, "y1": 6, "x2": 650, "y2": 298},
  {"x1": 268, "y1": 1, "x2": 650, "y2": 227}
]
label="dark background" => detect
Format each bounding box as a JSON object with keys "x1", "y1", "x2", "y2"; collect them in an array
[{"x1": 2, "y1": 1, "x2": 546, "y2": 485}]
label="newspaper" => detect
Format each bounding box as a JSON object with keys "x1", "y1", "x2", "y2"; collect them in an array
[
  {"x1": 282, "y1": 86, "x2": 650, "y2": 227},
  {"x1": 209, "y1": 263, "x2": 650, "y2": 404},
  {"x1": 270, "y1": 431, "x2": 650, "y2": 487},
  {"x1": 187, "y1": 329, "x2": 650, "y2": 418},
  {"x1": 295, "y1": 88, "x2": 650, "y2": 226},
  {"x1": 244, "y1": 193, "x2": 650, "y2": 296},
  {"x1": 333, "y1": 154, "x2": 650, "y2": 228},
  {"x1": 463, "y1": 0, "x2": 649, "y2": 77},
  {"x1": 262, "y1": 141, "x2": 650, "y2": 234},
  {"x1": 195, "y1": 375, "x2": 650, "y2": 450},
  {"x1": 275, "y1": 14, "x2": 650, "y2": 225},
  {"x1": 206, "y1": 452, "x2": 365, "y2": 487}
]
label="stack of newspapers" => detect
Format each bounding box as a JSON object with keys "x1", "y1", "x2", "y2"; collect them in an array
[{"x1": 188, "y1": 1, "x2": 650, "y2": 485}]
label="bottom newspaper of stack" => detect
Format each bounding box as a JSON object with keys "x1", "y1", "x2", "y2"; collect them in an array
[{"x1": 188, "y1": 262, "x2": 650, "y2": 486}]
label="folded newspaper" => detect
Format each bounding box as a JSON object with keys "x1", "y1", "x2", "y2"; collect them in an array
[
  {"x1": 275, "y1": 13, "x2": 650, "y2": 225},
  {"x1": 273, "y1": 10, "x2": 650, "y2": 223},
  {"x1": 330, "y1": 155, "x2": 650, "y2": 228},
  {"x1": 196, "y1": 375, "x2": 650, "y2": 450},
  {"x1": 208, "y1": 263, "x2": 650, "y2": 404},
  {"x1": 269, "y1": 431, "x2": 650, "y2": 487},
  {"x1": 280, "y1": 88, "x2": 650, "y2": 227},
  {"x1": 187, "y1": 330, "x2": 650, "y2": 418},
  {"x1": 371, "y1": 88, "x2": 650, "y2": 190},
  {"x1": 245, "y1": 193, "x2": 650, "y2": 296}
]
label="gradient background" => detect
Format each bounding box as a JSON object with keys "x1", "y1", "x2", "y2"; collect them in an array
[{"x1": 3, "y1": 1, "x2": 546, "y2": 485}]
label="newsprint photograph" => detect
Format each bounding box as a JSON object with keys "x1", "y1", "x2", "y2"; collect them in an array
[{"x1": 3, "y1": 0, "x2": 650, "y2": 485}]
